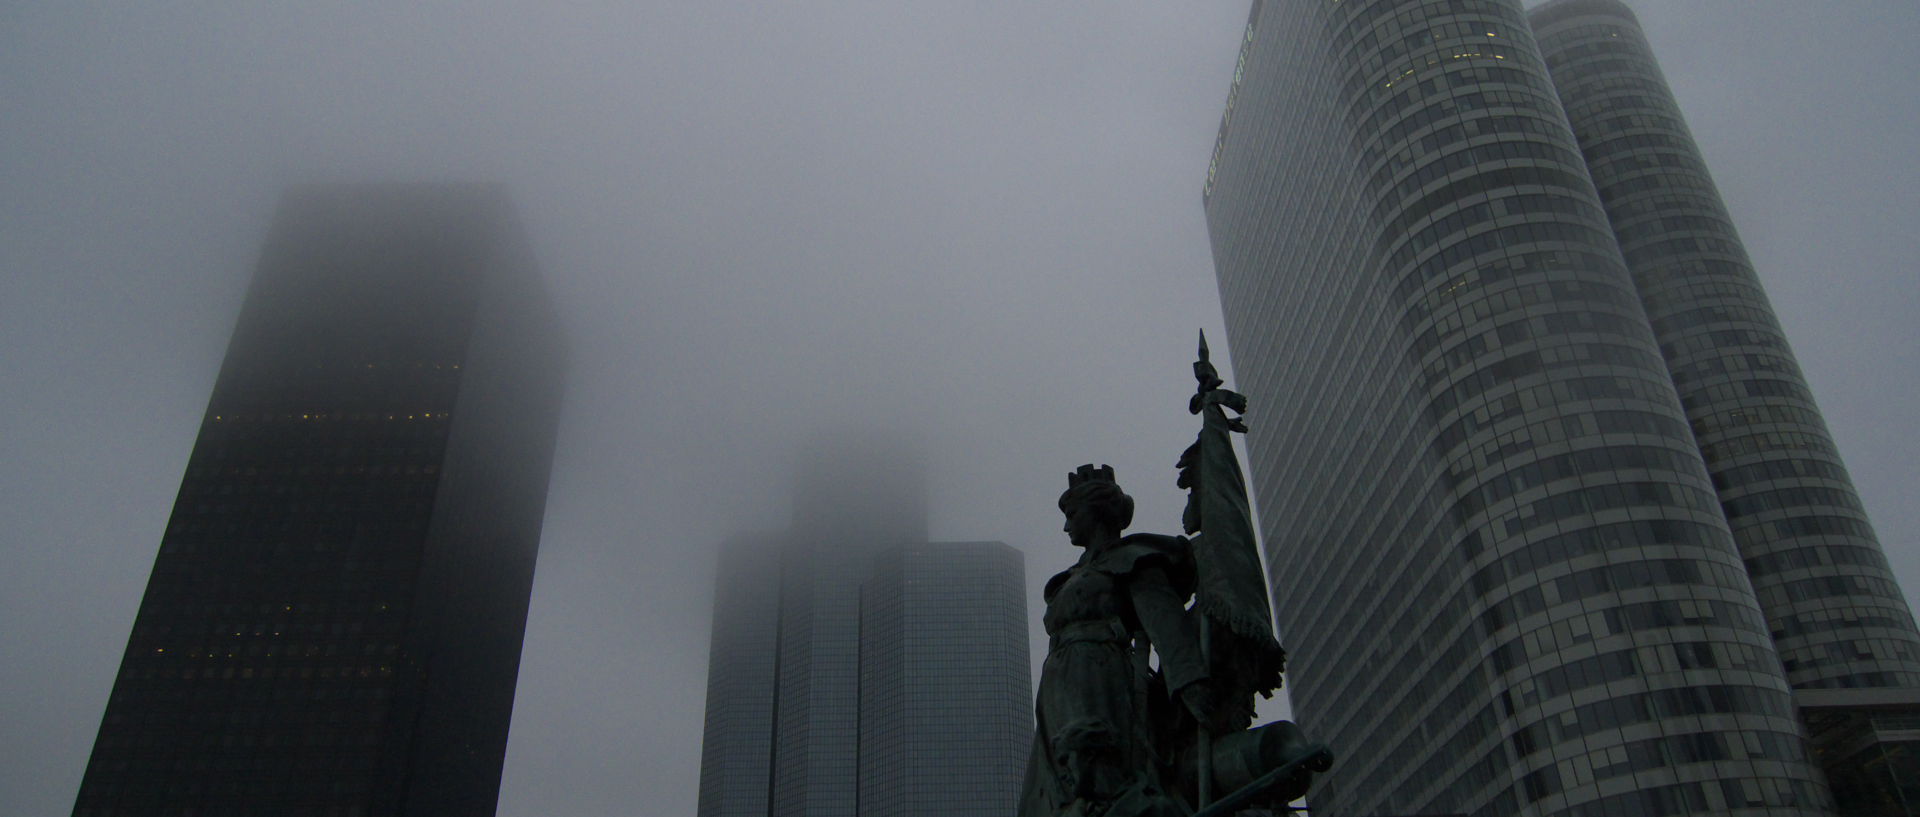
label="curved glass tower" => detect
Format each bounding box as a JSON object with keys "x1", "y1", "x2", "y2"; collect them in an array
[
  {"x1": 1531, "y1": 0, "x2": 1920, "y2": 694},
  {"x1": 1204, "y1": 1, "x2": 1831, "y2": 814}
]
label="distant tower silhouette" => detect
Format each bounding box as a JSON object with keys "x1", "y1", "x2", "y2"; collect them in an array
[
  {"x1": 71, "y1": 184, "x2": 563, "y2": 817},
  {"x1": 696, "y1": 441, "x2": 1030, "y2": 817}
]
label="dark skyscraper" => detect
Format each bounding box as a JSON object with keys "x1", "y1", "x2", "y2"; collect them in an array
[
  {"x1": 1201, "y1": 1, "x2": 1916, "y2": 815},
  {"x1": 72, "y1": 185, "x2": 564, "y2": 817},
  {"x1": 695, "y1": 447, "x2": 1030, "y2": 817}
]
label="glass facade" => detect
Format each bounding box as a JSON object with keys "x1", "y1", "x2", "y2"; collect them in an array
[
  {"x1": 694, "y1": 460, "x2": 1030, "y2": 817},
  {"x1": 858, "y1": 543, "x2": 1031, "y2": 817},
  {"x1": 1203, "y1": 1, "x2": 1838, "y2": 814},
  {"x1": 71, "y1": 185, "x2": 564, "y2": 817},
  {"x1": 697, "y1": 533, "x2": 784, "y2": 817},
  {"x1": 1800, "y1": 689, "x2": 1920, "y2": 817},
  {"x1": 1530, "y1": 0, "x2": 1920, "y2": 695}
]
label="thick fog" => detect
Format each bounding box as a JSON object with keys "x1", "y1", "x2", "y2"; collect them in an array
[{"x1": 3, "y1": 2, "x2": 1917, "y2": 815}]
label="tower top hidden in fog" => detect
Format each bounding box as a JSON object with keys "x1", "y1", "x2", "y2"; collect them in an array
[
  {"x1": 789, "y1": 431, "x2": 929, "y2": 543},
  {"x1": 71, "y1": 183, "x2": 563, "y2": 817},
  {"x1": 698, "y1": 437, "x2": 1029, "y2": 817}
]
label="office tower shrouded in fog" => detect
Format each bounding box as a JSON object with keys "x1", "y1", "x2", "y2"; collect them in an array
[
  {"x1": 695, "y1": 449, "x2": 1030, "y2": 817},
  {"x1": 1203, "y1": 1, "x2": 1920, "y2": 815},
  {"x1": 72, "y1": 185, "x2": 563, "y2": 817},
  {"x1": 1529, "y1": 0, "x2": 1920, "y2": 693}
]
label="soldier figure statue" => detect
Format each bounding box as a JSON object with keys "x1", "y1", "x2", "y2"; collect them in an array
[{"x1": 1018, "y1": 333, "x2": 1329, "y2": 817}]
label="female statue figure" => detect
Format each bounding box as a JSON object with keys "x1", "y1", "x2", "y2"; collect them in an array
[
  {"x1": 1018, "y1": 464, "x2": 1212, "y2": 817},
  {"x1": 1020, "y1": 335, "x2": 1322, "y2": 817}
]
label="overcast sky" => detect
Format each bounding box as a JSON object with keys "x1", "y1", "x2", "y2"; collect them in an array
[{"x1": 3, "y1": 2, "x2": 1917, "y2": 815}]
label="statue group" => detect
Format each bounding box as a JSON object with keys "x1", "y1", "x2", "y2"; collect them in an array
[{"x1": 1018, "y1": 335, "x2": 1330, "y2": 817}]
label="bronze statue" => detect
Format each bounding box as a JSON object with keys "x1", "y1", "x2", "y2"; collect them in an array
[{"x1": 1019, "y1": 333, "x2": 1329, "y2": 817}]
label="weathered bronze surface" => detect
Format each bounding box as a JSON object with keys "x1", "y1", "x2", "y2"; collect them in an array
[{"x1": 1018, "y1": 333, "x2": 1329, "y2": 817}]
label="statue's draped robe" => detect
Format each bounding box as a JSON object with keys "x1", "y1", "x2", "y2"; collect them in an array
[{"x1": 1018, "y1": 534, "x2": 1206, "y2": 817}]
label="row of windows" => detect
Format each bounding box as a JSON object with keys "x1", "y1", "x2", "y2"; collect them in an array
[
  {"x1": 1636, "y1": 259, "x2": 1763, "y2": 304},
  {"x1": 171, "y1": 499, "x2": 436, "y2": 518},
  {"x1": 1596, "y1": 166, "x2": 1714, "y2": 205},
  {"x1": 1500, "y1": 477, "x2": 1716, "y2": 539},
  {"x1": 1448, "y1": 375, "x2": 1683, "y2": 469},
  {"x1": 1606, "y1": 189, "x2": 1729, "y2": 230},
  {"x1": 1674, "y1": 360, "x2": 1804, "y2": 398},
  {"x1": 1583, "y1": 106, "x2": 1686, "y2": 141},
  {"x1": 1371, "y1": 92, "x2": 1562, "y2": 168},
  {"x1": 1722, "y1": 485, "x2": 1863, "y2": 520},
  {"x1": 1614, "y1": 210, "x2": 1730, "y2": 248},
  {"x1": 1469, "y1": 516, "x2": 1726, "y2": 604},
  {"x1": 1622, "y1": 234, "x2": 1744, "y2": 266},
  {"x1": 1429, "y1": 340, "x2": 1665, "y2": 428},
  {"x1": 1481, "y1": 556, "x2": 1749, "y2": 638},
  {"x1": 1385, "y1": 163, "x2": 1588, "y2": 262},
  {"x1": 1780, "y1": 637, "x2": 1919, "y2": 675},
  {"x1": 105, "y1": 694, "x2": 390, "y2": 729},
  {"x1": 1775, "y1": 608, "x2": 1915, "y2": 640},
  {"x1": 1543, "y1": 38, "x2": 1651, "y2": 72},
  {"x1": 1510, "y1": 683, "x2": 1790, "y2": 757},
  {"x1": 1351, "y1": 46, "x2": 1543, "y2": 158},
  {"x1": 1374, "y1": 137, "x2": 1582, "y2": 225},
  {"x1": 1699, "y1": 427, "x2": 1835, "y2": 466},
  {"x1": 1332, "y1": 0, "x2": 1517, "y2": 42},
  {"x1": 1422, "y1": 305, "x2": 1646, "y2": 389},
  {"x1": 1515, "y1": 638, "x2": 1773, "y2": 710},
  {"x1": 1490, "y1": 598, "x2": 1766, "y2": 676},
  {"x1": 118, "y1": 663, "x2": 396, "y2": 682},
  {"x1": 1400, "y1": 249, "x2": 1633, "y2": 335},
  {"x1": 1370, "y1": 81, "x2": 1567, "y2": 176},
  {"x1": 1759, "y1": 574, "x2": 1908, "y2": 609},
  {"x1": 1372, "y1": 109, "x2": 1569, "y2": 180},
  {"x1": 1663, "y1": 326, "x2": 1785, "y2": 361},
  {"x1": 1554, "y1": 776, "x2": 1826, "y2": 817},
  {"x1": 1521, "y1": 728, "x2": 1807, "y2": 804},
  {"x1": 178, "y1": 477, "x2": 440, "y2": 500},
  {"x1": 1798, "y1": 670, "x2": 1920, "y2": 690},
  {"x1": 1398, "y1": 221, "x2": 1620, "y2": 309},
  {"x1": 1691, "y1": 401, "x2": 1824, "y2": 440},
  {"x1": 1540, "y1": 23, "x2": 1637, "y2": 49},
  {"x1": 1560, "y1": 72, "x2": 1669, "y2": 113},
  {"x1": 1334, "y1": 0, "x2": 1532, "y2": 84},
  {"x1": 1393, "y1": 190, "x2": 1601, "y2": 282},
  {"x1": 1457, "y1": 443, "x2": 1703, "y2": 526},
  {"x1": 1712, "y1": 455, "x2": 1847, "y2": 493},
  {"x1": 1566, "y1": 90, "x2": 1681, "y2": 123},
  {"x1": 1433, "y1": 390, "x2": 1682, "y2": 471},
  {"x1": 1736, "y1": 514, "x2": 1872, "y2": 552},
  {"x1": 210, "y1": 411, "x2": 450, "y2": 423},
  {"x1": 1647, "y1": 299, "x2": 1780, "y2": 339}
]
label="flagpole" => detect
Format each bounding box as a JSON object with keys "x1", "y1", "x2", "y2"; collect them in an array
[{"x1": 1197, "y1": 619, "x2": 1213, "y2": 810}]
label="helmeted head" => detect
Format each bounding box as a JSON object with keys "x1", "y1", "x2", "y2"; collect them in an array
[{"x1": 1059, "y1": 464, "x2": 1134, "y2": 547}]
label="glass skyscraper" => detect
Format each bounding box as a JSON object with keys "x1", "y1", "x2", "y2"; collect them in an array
[
  {"x1": 1203, "y1": 1, "x2": 1918, "y2": 814},
  {"x1": 1529, "y1": 0, "x2": 1920, "y2": 694},
  {"x1": 71, "y1": 184, "x2": 564, "y2": 817},
  {"x1": 694, "y1": 449, "x2": 1031, "y2": 817},
  {"x1": 857, "y1": 542, "x2": 1031, "y2": 816}
]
